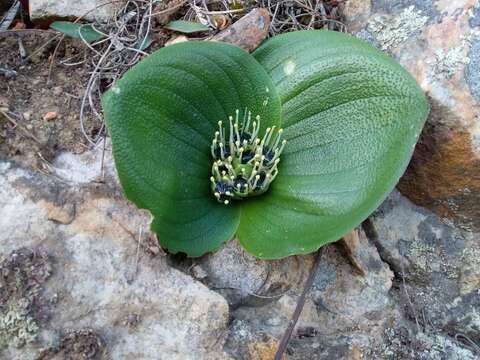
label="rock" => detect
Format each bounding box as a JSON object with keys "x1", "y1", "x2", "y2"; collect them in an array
[
  {"x1": 343, "y1": 1, "x2": 480, "y2": 232},
  {"x1": 42, "y1": 112, "x2": 57, "y2": 122},
  {"x1": 212, "y1": 8, "x2": 270, "y2": 52},
  {"x1": 341, "y1": 0, "x2": 372, "y2": 33},
  {"x1": 165, "y1": 34, "x2": 189, "y2": 47},
  {"x1": 380, "y1": 327, "x2": 478, "y2": 360},
  {"x1": 42, "y1": 200, "x2": 75, "y2": 224},
  {"x1": 370, "y1": 190, "x2": 480, "y2": 344},
  {"x1": 29, "y1": 0, "x2": 122, "y2": 22},
  {"x1": 338, "y1": 228, "x2": 387, "y2": 277},
  {"x1": 246, "y1": 335, "x2": 283, "y2": 360},
  {"x1": 2, "y1": 149, "x2": 476, "y2": 360},
  {"x1": 198, "y1": 240, "x2": 269, "y2": 305},
  {"x1": 0, "y1": 248, "x2": 52, "y2": 349},
  {"x1": 152, "y1": 0, "x2": 185, "y2": 26},
  {"x1": 198, "y1": 239, "x2": 313, "y2": 307},
  {"x1": 38, "y1": 328, "x2": 105, "y2": 359},
  {"x1": 0, "y1": 155, "x2": 231, "y2": 360},
  {"x1": 191, "y1": 264, "x2": 208, "y2": 280},
  {"x1": 224, "y1": 235, "x2": 395, "y2": 358},
  {"x1": 22, "y1": 111, "x2": 32, "y2": 121},
  {"x1": 308, "y1": 241, "x2": 393, "y2": 332}
]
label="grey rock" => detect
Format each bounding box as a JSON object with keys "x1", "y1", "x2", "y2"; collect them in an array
[
  {"x1": 345, "y1": 1, "x2": 480, "y2": 232},
  {"x1": 224, "y1": 237, "x2": 395, "y2": 358},
  {"x1": 469, "y1": 4, "x2": 480, "y2": 28},
  {"x1": 466, "y1": 40, "x2": 480, "y2": 101},
  {"x1": 355, "y1": 28, "x2": 380, "y2": 47},
  {"x1": 198, "y1": 239, "x2": 313, "y2": 307},
  {"x1": 371, "y1": 0, "x2": 439, "y2": 22},
  {"x1": 198, "y1": 240, "x2": 269, "y2": 305},
  {"x1": 371, "y1": 190, "x2": 480, "y2": 344},
  {"x1": 221, "y1": 190, "x2": 479, "y2": 359},
  {"x1": 0, "y1": 154, "x2": 231, "y2": 360},
  {"x1": 29, "y1": 0, "x2": 123, "y2": 22}
]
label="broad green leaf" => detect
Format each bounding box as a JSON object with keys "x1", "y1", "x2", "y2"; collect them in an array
[
  {"x1": 239, "y1": 30, "x2": 429, "y2": 259},
  {"x1": 165, "y1": 20, "x2": 210, "y2": 33},
  {"x1": 50, "y1": 21, "x2": 104, "y2": 42},
  {"x1": 102, "y1": 41, "x2": 281, "y2": 257}
]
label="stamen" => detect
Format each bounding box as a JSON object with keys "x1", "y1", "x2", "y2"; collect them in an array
[
  {"x1": 272, "y1": 128, "x2": 284, "y2": 150},
  {"x1": 252, "y1": 174, "x2": 261, "y2": 188},
  {"x1": 218, "y1": 121, "x2": 223, "y2": 143},
  {"x1": 265, "y1": 126, "x2": 275, "y2": 146},
  {"x1": 219, "y1": 142, "x2": 224, "y2": 159},
  {"x1": 261, "y1": 127, "x2": 271, "y2": 145},
  {"x1": 229, "y1": 116, "x2": 234, "y2": 152}
]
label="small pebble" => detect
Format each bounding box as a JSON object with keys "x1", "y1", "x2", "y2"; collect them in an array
[
  {"x1": 148, "y1": 246, "x2": 161, "y2": 255},
  {"x1": 165, "y1": 35, "x2": 188, "y2": 47},
  {"x1": 43, "y1": 111, "x2": 57, "y2": 121},
  {"x1": 52, "y1": 86, "x2": 62, "y2": 96},
  {"x1": 23, "y1": 111, "x2": 32, "y2": 121},
  {"x1": 191, "y1": 265, "x2": 208, "y2": 279}
]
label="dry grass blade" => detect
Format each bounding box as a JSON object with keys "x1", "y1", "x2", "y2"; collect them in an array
[
  {"x1": 274, "y1": 247, "x2": 323, "y2": 360},
  {"x1": 47, "y1": 0, "x2": 156, "y2": 147},
  {"x1": 258, "y1": 0, "x2": 346, "y2": 36},
  {"x1": 0, "y1": 109, "x2": 42, "y2": 143},
  {"x1": 0, "y1": 0, "x2": 20, "y2": 31}
]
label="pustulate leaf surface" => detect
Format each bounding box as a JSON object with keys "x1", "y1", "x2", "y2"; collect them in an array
[{"x1": 237, "y1": 30, "x2": 429, "y2": 258}]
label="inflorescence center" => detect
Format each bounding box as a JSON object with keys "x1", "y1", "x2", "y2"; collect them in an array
[{"x1": 210, "y1": 109, "x2": 287, "y2": 205}]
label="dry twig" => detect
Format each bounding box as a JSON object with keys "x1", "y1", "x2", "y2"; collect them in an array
[
  {"x1": 257, "y1": 0, "x2": 346, "y2": 36},
  {"x1": 273, "y1": 247, "x2": 323, "y2": 360}
]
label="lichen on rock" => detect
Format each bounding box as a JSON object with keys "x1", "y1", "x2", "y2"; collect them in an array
[
  {"x1": 433, "y1": 29, "x2": 480, "y2": 79},
  {"x1": 0, "y1": 248, "x2": 52, "y2": 349},
  {"x1": 367, "y1": 5, "x2": 428, "y2": 51}
]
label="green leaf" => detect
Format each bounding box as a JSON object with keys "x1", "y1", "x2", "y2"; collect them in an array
[
  {"x1": 50, "y1": 21, "x2": 104, "y2": 42},
  {"x1": 102, "y1": 41, "x2": 281, "y2": 257},
  {"x1": 165, "y1": 20, "x2": 210, "y2": 33},
  {"x1": 239, "y1": 30, "x2": 429, "y2": 259}
]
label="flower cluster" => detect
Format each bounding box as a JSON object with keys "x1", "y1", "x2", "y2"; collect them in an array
[{"x1": 210, "y1": 109, "x2": 287, "y2": 204}]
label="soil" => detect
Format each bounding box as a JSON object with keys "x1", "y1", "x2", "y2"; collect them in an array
[
  {"x1": 0, "y1": 27, "x2": 172, "y2": 171},
  {"x1": 38, "y1": 329, "x2": 105, "y2": 360},
  {"x1": 0, "y1": 31, "x2": 97, "y2": 169}
]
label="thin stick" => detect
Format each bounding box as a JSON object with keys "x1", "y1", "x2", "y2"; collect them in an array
[
  {"x1": 147, "y1": 0, "x2": 187, "y2": 17},
  {"x1": 47, "y1": 0, "x2": 123, "y2": 83},
  {"x1": 21, "y1": 33, "x2": 61, "y2": 64},
  {"x1": 100, "y1": 133, "x2": 107, "y2": 181},
  {"x1": 129, "y1": 226, "x2": 143, "y2": 283},
  {"x1": 273, "y1": 247, "x2": 323, "y2": 360},
  {"x1": 0, "y1": 109, "x2": 42, "y2": 143}
]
